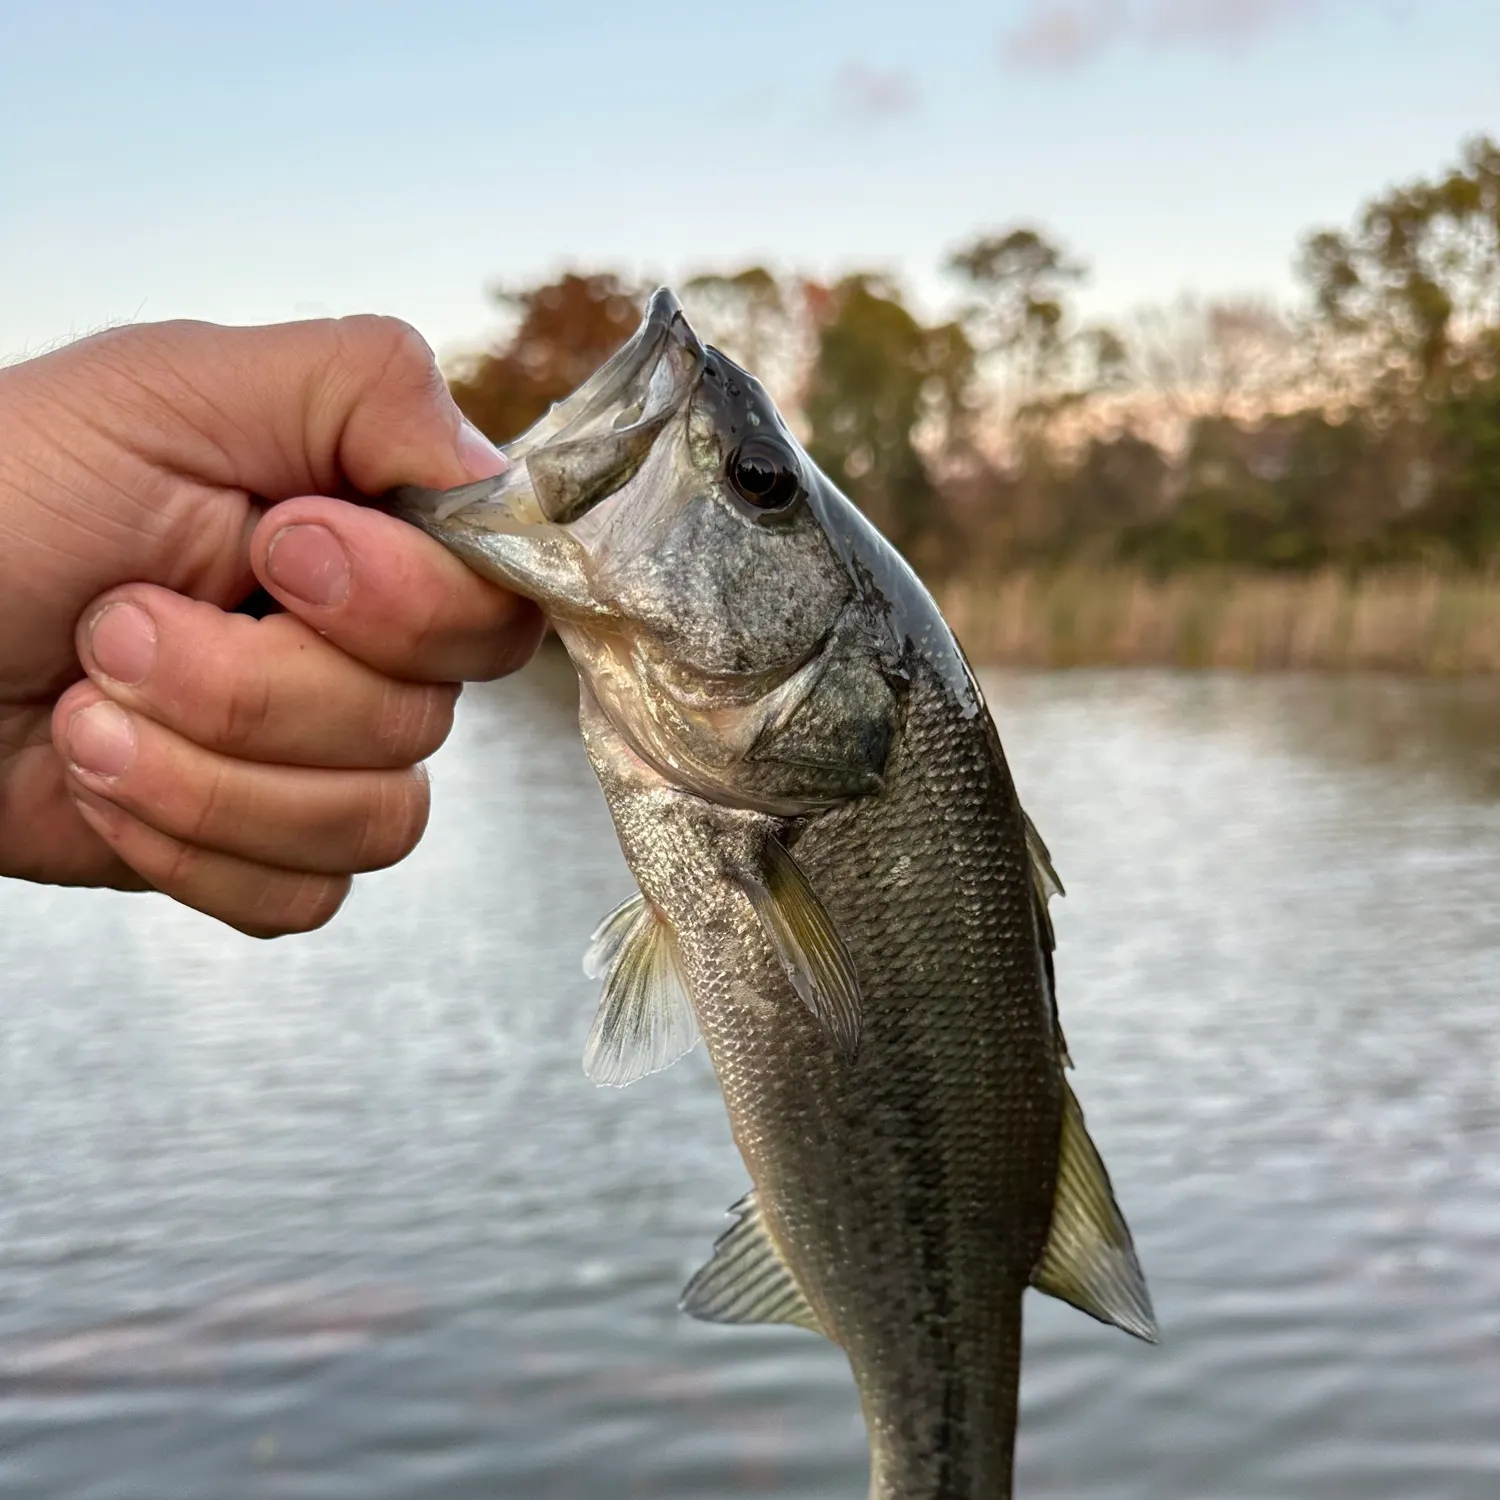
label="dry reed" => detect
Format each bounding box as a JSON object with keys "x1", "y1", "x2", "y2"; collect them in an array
[{"x1": 938, "y1": 570, "x2": 1500, "y2": 674}]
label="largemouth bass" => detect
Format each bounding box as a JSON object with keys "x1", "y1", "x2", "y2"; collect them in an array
[{"x1": 386, "y1": 289, "x2": 1155, "y2": 1498}]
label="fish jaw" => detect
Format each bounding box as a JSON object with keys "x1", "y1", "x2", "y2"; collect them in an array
[
  {"x1": 386, "y1": 483, "x2": 603, "y2": 622},
  {"x1": 506, "y1": 286, "x2": 702, "y2": 465},
  {"x1": 382, "y1": 284, "x2": 706, "y2": 618},
  {"x1": 383, "y1": 286, "x2": 913, "y2": 822}
]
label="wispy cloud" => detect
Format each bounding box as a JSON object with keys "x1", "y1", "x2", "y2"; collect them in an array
[
  {"x1": 1002, "y1": 0, "x2": 1335, "y2": 69},
  {"x1": 831, "y1": 62, "x2": 921, "y2": 119}
]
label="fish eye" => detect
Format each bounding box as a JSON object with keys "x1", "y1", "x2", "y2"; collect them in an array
[{"x1": 725, "y1": 435, "x2": 803, "y2": 512}]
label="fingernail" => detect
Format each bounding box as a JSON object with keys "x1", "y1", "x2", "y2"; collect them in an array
[
  {"x1": 456, "y1": 419, "x2": 510, "y2": 481},
  {"x1": 88, "y1": 602, "x2": 157, "y2": 686},
  {"x1": 266, "y1": 524, "x2": 350, "y2": 608},
  {"x1": 67, "y1": 701, "x2": 136, "y2": 780}
]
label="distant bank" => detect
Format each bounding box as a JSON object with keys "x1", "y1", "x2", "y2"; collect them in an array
[{"x1": 939, "y1": 572, "x2": 1500, "y2": 675}]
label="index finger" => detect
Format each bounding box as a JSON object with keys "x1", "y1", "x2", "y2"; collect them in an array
[
  {"x1": 250, "y1": 496, "x2": 546, "y2": 684},
  {"x1": 59, "y1": 314, "x2": 505, "y2": 501}
]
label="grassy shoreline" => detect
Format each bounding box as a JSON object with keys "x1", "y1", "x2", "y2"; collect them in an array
[{"x1": 937, "y1": 570, "x2": 1500, "y2": 675}]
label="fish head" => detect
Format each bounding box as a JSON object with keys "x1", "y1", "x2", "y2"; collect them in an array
[{"x1": 387, "y1": 288, "x2": 900, "y2": 816}]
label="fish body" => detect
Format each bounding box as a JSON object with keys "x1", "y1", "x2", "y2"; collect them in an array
[{"x1": 387, "y1": 290, "x2": 1154, "y2": 1498}]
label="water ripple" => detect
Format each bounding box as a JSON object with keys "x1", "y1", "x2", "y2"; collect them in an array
[{"x1": 2, "y1": 661, "x2": 1497, "y2": 1497}]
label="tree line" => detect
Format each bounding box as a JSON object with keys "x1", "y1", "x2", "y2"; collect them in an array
[{"x1": 448, "y1": 135, "x2": 1500, "y2": 582}]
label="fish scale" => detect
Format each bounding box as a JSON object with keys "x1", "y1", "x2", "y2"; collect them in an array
[
  {"x1": 385, "y1": 288, "x2": 1156, "y2": 1499},
  {"x1": 582, "y1": 659, "x2": 1059, "y2": 1500},
  {"x1": 785, "y1": 664, "x2": 1059, "y2": 1499}
]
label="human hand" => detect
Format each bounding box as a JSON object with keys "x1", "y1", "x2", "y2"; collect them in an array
[{"x1": 0, "y1": 316, "x2": 544, "y2": 935}]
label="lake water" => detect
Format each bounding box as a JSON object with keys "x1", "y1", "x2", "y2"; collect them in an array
[{"x1": 3, "y1": 652, "x2": 1500, "y2": 1499}]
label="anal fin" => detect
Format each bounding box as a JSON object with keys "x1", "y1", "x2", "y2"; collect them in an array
[
  {"x1": 680, "y1": 1190, "x2": 828, "y2": 1339},
  {"x1": 1031, "y1": 1081, "x2": 1159, "y2": 1343}
]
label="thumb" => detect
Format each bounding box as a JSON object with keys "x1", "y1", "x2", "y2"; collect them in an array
[{"x1": 61, "y1": 314, "x2": 507, "y2": 502}]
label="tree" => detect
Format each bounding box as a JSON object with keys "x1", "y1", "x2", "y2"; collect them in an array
[
  {"x1": 1297, "y1": 136, "x2": 1500, "y2": 566},
  {"x1": 1054, "y1": 432, "x2": 1172, "y2": 561},
  {"x1": 1129, "y1": 295, "x2": 1303, "y2": 436},
  {"x1": 1299, "y1": 134, "x2": 1500, "y2": 406},
  {"x1": 944, "y1": 226, "x2": 1123, "y2": 422},
  {"x1": 802, "y1": 275, "x2": 975, "y2": 562},
  {"x1": 679, "y1": 268, "x2": 805, "y2": 404},
  {"x1": 946, "y1": 227, "x2": 1080, "y2": 389},
  {"x1": 1425, "y1": 380, "x2": 1500, "y2": 564}
]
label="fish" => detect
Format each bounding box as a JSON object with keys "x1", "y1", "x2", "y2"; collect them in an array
[{"x1": 384, "y1": 288, "x2": 1156, "y2": 1499}]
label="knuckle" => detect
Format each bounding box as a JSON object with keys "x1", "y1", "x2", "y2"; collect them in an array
[
  {"x1": 181, "y1": 757, "x2": 233, "y2": 846},
  {"x1": 335, "y1": 314, "x2": 440, "y2": 392},
  {"x1": 337, "y1": 311, "x2": 422, "y2": 348},
  {"x1": 149, "y1": 833, "x2": 209, "y2": 896},
  {"x1": 210, "y1": 664, "x2": 276, "y2": 755}
]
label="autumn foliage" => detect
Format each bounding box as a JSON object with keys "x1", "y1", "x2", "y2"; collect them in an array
[
  {"x1": 448, "y1": 274, "x2": 643, "y2": 446},
  {"x1": 447, "y1": 136, "x2": 1500, "y2": 585}
]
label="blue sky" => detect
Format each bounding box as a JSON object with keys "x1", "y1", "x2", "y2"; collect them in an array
[{"x1": 3, "y1": 0, "x2": 1497, "y2": 364}]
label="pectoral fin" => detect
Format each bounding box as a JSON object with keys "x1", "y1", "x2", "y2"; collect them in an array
[
  {"x1": 680, "y1": 1190, "x2": 828, "y2": 1338},
  {"x1": 737, "y1": 837, "x2": 862, "y2": 1059},
  {"x1": 582, "y1": 894, "x2": 700, "y2": 1088},
  {"x1": 1031, "y1": 1082, "x2": 1158, "y2": 1343},
  {"x1": 582, "y1": 892, "x2": 648, "y2": 980}
]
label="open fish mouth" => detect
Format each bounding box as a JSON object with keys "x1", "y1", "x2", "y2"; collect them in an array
[
  {"x1": 385, "y1": 287, "x2": 705, "y2": 542},
  {"x1": 506, "y1": 286, "x2": 704, "y2": 467}
]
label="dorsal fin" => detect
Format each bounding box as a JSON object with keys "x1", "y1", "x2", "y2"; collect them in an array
[
  {"x1": 581, "y1": 893, "x2": 700, "y2": 1088},
  {"x1": 680, "y1": 1190, "x2": 829, "y2": 1338},
  {"x1": 1023, "y1": 808, "x2": 1064, "y2": 903},
  {"x1": 1022, "y1": 807, "x2": 1070, "y2": 1067},
  {"x1": 1031, "y1": 1081, "x2": 1158, "y2": 1343},
  {"x1": 1019, "y1": 810, "x2": 1154, "y2": 1338}
]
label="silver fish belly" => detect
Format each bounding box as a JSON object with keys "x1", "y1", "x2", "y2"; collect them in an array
[{"x1": 385, "y1": 288, "x2": 1156, "y2": 1499}]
